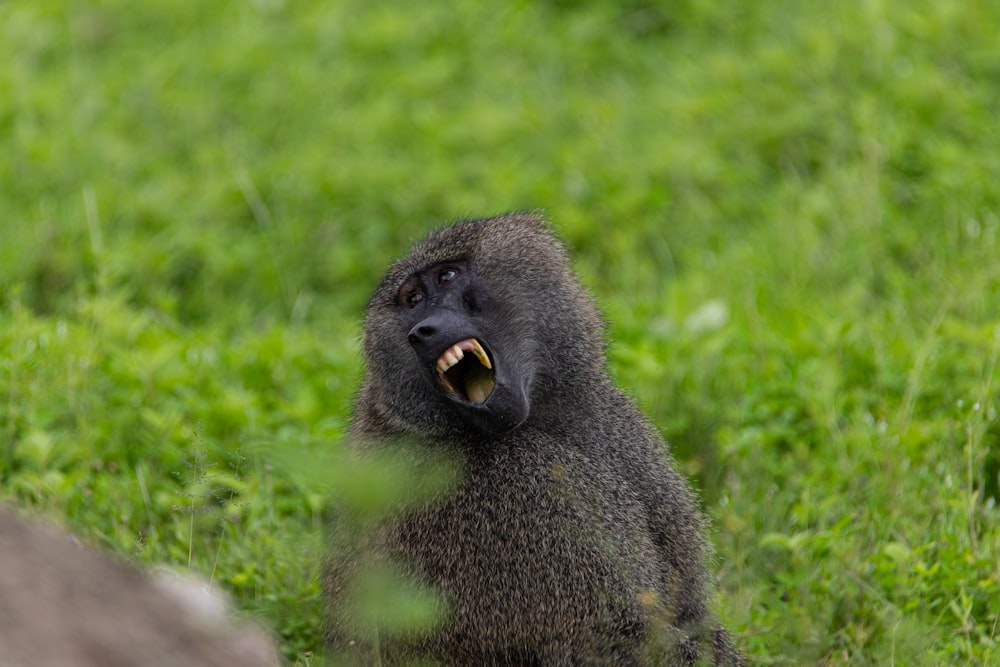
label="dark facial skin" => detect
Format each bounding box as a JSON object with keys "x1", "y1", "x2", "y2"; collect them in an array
[{"x1": 396, "y1": 260, "x2": 530, "y2": 435}]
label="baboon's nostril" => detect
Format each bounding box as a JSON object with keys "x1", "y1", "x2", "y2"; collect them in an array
[{"x1": 408, "y1": 322, "x2": 437, "y2": 346}]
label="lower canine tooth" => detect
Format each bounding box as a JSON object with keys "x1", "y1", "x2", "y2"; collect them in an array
[{"x1": 468, "y1": 383, "x2": 488, "y2": 404}]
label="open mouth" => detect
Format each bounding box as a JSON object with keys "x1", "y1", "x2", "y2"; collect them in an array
[{"x1": 435, "y1": 338, "x2": 496, "y2": 404}]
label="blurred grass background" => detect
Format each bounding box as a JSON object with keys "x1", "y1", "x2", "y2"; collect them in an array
[{"x1": 2, "y1": 0, "x2": 999, "y2": 663}]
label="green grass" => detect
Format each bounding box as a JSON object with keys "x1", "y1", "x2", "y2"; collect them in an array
[{"x1": 3, "y1": 0, "x2": 999, "y2": 663}]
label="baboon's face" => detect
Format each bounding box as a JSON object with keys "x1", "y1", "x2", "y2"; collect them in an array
[
  {"x1": 360, "y1": 215, "x2": 605, "y2": 440},
  {"x1": 395, "y1": 259, "x2": 531, "y2": 435}
]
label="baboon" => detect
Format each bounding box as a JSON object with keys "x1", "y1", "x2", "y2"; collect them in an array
[
  {"x1": 0, "y1": 506, "x2": 278, "y2": 667},
  {"x1": 325, "y1": 213, "x2": 744, "y2": 665}
]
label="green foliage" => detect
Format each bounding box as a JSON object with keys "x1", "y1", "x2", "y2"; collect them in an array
[{"x1": 2, "y1": 0, "x2": 999, "y2": 663}]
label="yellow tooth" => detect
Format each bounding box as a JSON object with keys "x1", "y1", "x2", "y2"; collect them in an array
[
  {"x1": 437, "y1": 348, "x2": 463, "y2": 374},
  {"x1": 470, "y1": 339, "x2": 492, "y2": 369}
]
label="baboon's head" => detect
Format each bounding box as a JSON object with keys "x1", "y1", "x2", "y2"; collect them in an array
[{"x1": 356, "y1": 212, "x2": 605, "y2": 439}]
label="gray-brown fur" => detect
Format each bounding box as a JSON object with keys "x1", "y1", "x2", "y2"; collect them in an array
[
  {"x1": 326, "y1": 213, "x2": 743, "y2": 665},
  {"x1": 0, "y1": 506, "x2": 278, "y2": 667}
]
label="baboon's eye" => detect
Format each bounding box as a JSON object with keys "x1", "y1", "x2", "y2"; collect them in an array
[
  {"x1": 399, "y1": 286, "x2": 424, "y2": 308},
  {"x1": 437, "y1": 268, "x2": 458, "y2": 285}
]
